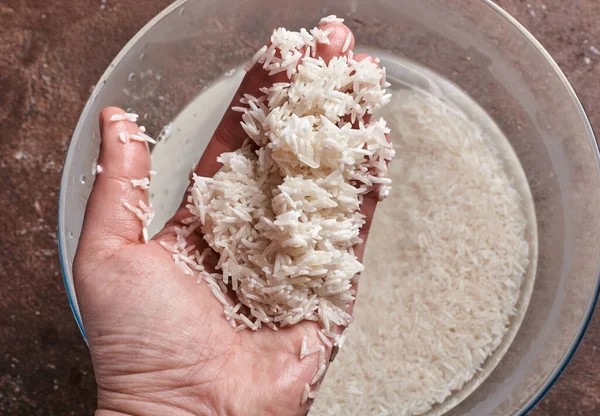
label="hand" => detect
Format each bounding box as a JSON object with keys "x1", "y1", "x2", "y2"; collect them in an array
[{"x1": 74, "y1": 22, "x2": 381, "y2": 416}]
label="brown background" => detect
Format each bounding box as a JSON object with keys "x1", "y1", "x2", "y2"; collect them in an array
[{"x1": 0, "y1": 0, "x2": 598, "y2": 414}]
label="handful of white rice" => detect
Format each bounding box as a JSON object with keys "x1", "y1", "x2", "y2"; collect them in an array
[{"x1": 178, "y1": 22, "x2": 394, "y2": 334}]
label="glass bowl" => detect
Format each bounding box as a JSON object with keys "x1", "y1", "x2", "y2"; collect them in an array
[{"x1": 59, "y1": 0, "x2": 600, "y2": 415}]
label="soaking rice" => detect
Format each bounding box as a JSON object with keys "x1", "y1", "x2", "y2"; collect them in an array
[{"x1": 312, "y1": 89, "x2": 530, "y2": 415}]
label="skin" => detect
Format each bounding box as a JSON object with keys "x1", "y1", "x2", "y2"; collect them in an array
[{"x1": 74, "y1": 22, "x2": 382, "y2": 416}]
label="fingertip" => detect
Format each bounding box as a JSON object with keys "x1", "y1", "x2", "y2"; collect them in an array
[
  {"x1": 100, "y1": 107, "x2": 138, "y2": 140},
  {"x1": 316, "y1": 22, "x2": 355, "y2": 62}
]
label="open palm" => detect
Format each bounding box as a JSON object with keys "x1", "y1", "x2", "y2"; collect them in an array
[{"x1": 74, "y1": 22, "x2": 380, "y2": 416}]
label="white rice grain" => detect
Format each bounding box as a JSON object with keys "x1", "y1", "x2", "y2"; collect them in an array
[
  {"x1": 317, "y1": 330, "x2": 333, "y2": 348},
  {"x1": 131, "y1": 177, "x2": 151, "y2": 190},
  {"x1": 311, "y1": 363, "x2": 327, "y2": 385},
  {"x1": 129, "y1": 133, "x2": 157, "y2": 145},
  {"x1": 159, "y1": 241, "x2": 178, "y2": 254},
  {"x1": 341, "y1": 32, "x2": 352, "y2": 53},
  {"x1": 118, "y1": 132, "x2": 129, "y2": 143},
  {"x1": 319, "y1": 15, "x2": 344, "y2": 24},
  {"x1": 300, "y1": 336, "x2": 308, "y2": 360},
  {"x1": 110, "y1": 113, "x2": 139, "y2": 122},
  {"x1": 301, "y1": 383, "x2": 311, "y2": 404}
]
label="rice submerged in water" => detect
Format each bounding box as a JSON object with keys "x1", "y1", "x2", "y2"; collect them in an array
[{"x1": 311, "y1": 89, "x2": 530, "y2": 415}]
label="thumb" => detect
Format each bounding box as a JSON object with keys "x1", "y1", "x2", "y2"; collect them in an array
[{"x1": 78, "y1": 107, "x2": 154, "y2": 255}]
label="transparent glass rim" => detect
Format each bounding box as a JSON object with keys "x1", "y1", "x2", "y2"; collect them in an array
[
  {"x1": 58, "y1": 0, "x2": 600, "y2": 413},
  {"x1": 478, "y1": 1, "x2": 600, "y2": 413}
]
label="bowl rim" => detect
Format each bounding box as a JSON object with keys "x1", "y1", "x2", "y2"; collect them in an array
[
  {"x1": 58, "y1": 0, "x2": 189, "y2": 345},
  {"x1": 58, "y1": 0, "x2": 600, "y2": 413},
  {"x1": 479, "y1": 1, "x2": 600, "y2": 413}
]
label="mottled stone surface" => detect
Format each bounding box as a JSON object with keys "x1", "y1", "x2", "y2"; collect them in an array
[{"x1": 0, "y1": 0, "x2": 598, "y2": 414}]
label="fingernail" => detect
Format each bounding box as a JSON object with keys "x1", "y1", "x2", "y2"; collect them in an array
[
  {"x1": 99, "y1": 112, "x2": 104, "y2": 138},
  {"x1": 329, "y1": 345, "x2": 339, "y2": 363}
]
